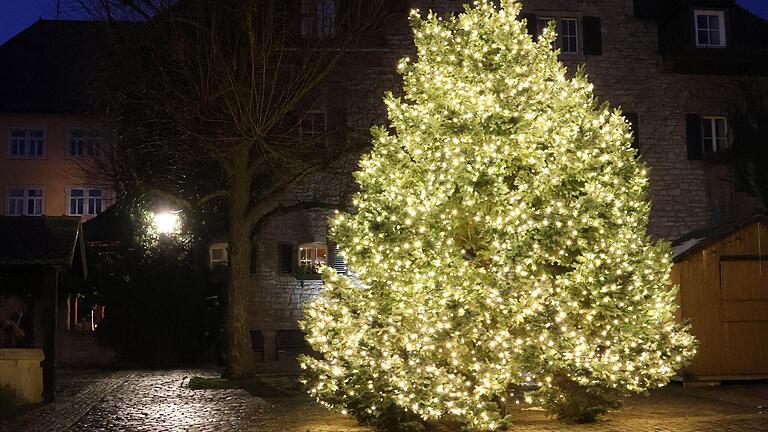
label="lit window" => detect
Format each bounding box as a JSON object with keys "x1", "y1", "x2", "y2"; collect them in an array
[
  {"x1": 702, "y1": 117, "x2": 729, "y2": 154},
  {"x1": 209, "y1": 242, "x2": 229, "y2": 268},
  {"x1": 8, "y1": 187, "x2": 43, "y2": 216},
  {"x1": 69, "y1": 129, "x2": 102, "y2": 157},
  {"x1": 695, "y1": 10, "x2": 726, "y2": 48},
  {"x1": 298, "y1": 242, "x2": 328, "y2": 274},
  {"x1": 560, "y1": 18, "x2": 578, "y2": 53},
  {"x1": 301, "y1": 0, "x2": 335, "y2": 39},
  {"x1": 300, "y1": 112, "x2": 327, "y2": 141},
  {"x1": 9, "y1": 129, "x2": 44, "y2": 158}
]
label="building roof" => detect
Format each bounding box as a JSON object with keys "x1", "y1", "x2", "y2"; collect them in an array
[
  {"x1": 0, "y1": 19, "x2": 109, "y2": 113},
  {"x1": 671, "y1": 213, "x2": 768, "y2": 261},
  {"x1": 0, "y1": 216, "x2": 87, "y2": 272}
]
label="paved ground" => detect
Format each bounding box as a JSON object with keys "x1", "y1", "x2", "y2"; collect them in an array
[{"x1": 1, "y1": 368, "x2": 766, "y2": 431}]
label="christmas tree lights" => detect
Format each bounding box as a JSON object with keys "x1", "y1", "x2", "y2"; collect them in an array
[{"x1": 300, "y1": 1, "x2": 696, "y2": 429}]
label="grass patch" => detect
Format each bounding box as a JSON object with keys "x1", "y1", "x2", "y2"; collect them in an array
[{"x1": 188, "y1": 375, "x2": 302, "y2": 397}]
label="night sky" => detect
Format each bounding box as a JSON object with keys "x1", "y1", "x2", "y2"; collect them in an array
[{"x1": 1, "y1": 0, "x2": 768, "y2": 44}]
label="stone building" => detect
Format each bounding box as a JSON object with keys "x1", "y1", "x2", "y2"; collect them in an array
[{"x1": 246, "y1": 0, "x2": 768, "y2": 369}]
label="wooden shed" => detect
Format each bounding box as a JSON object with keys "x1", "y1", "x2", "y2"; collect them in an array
[{"x1": 671, "y1": 214, "x2": 768, "y2": 381}]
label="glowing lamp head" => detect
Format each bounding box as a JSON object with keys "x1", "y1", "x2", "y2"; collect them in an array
[{"x1": 153, "y1": 210, "x2": 180, "y2": 234}]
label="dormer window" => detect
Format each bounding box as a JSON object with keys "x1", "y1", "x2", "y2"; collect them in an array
[{"x1": 695, "y1": 10, "x2": 726, "y2": 48}]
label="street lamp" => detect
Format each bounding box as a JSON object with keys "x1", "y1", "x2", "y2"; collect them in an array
[{"x1": 153, "y1": 210, "x2": 181, "y2": 234}]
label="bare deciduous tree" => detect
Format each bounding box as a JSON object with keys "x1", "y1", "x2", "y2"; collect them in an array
[{"x1": 75, "y1": 0, "x2": 391, "y2": 377}]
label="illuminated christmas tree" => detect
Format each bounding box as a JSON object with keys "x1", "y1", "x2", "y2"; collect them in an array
[{"x1": 301, "y1": 1, "x2": 696, "y2": 429}]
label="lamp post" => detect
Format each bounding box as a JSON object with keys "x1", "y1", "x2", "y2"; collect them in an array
[{"x1": 153, "y1": 209, "x2": 181, "y2": 234}]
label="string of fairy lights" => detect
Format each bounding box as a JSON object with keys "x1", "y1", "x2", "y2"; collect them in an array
[{"x1": 300, "y1": 1, "x2": 696, "y2": 430}]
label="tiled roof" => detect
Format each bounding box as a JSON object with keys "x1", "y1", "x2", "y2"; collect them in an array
[
  {"x1": 0, "y1": 216, "x2": 84, "y2": 266},
  {"x1": 0, "y1": 19, "x2": 109, "y2": 113}
]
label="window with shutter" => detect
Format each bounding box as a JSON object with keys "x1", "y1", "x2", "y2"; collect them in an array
[
  {"x1": 298, "y1": 242, "x2": 328, "y2": 274},
  {"x1": 701, "y1": 116, "x2": 729, "y2": 154},
  {"x1": 582, "y1": 16, "x2": 602, "y2": 55},
  {"x1": 278, "y1": 241, "x2": 295, "y2": 273}
]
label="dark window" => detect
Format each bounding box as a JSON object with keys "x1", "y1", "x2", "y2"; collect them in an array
[
  {"x1": 68, "y1": 129, "x2": 102, "y2": 157},
  {"x1": 560, "y1": 18, "x2": 578, "y2": 53},
  {"x1": 694, "y1": 10, "x2": 726, "y2": 48},
  {"x1": 278, "y1": 241, "x2": 295, "y2": 273},
  {"x1": 9, "y1": 129, "x2": 44, "y2": 158},
  {"x1": 300, "y1": 111, "x2": 327, "y2": 141}
]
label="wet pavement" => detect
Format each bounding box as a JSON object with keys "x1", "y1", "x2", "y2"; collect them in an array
[{"x1": 1, "y1": 368, "x2": 766, "y2": 431}]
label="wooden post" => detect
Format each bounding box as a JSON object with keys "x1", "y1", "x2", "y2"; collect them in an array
[{"x1": 42, "y1": 266, "x2": 58, "y2": 402}]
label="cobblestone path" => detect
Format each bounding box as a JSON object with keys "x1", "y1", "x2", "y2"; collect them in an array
[{"x1": 1, "y1": 368, "x2": 766, "y2": 431}]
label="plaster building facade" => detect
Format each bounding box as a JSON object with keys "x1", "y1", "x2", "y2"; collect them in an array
[{"x1": 0, "y1": 21, "x2": 114, "y2": 221}]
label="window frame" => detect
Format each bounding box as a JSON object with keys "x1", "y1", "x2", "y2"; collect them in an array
[
  {"x1": 694, "y1": 9, "x2": 727, "y2": 48},
  {"x1": 209, "y1": 242, "x2": 229, "y2": 268},
  {"x1": 297, "y1": 242, "x2": 328, "y2": 274},
  {"x1": 67, "y1": 128, "x2": 103, "y2": 158},
  {"x1": 535, "y1": 16, "x2": 580, "y2": 54},
  {"x1": 299, "y1": 111, "x2": 327, "y2": 142},
  {"x1": 7, "y1": 186, "x2": 44, "y2": 216},
  {"x1": 701, "y1": 116, "x2": 729, "y2": 154},
  {"x1": 8, "y1": 128, "x2": 46, "y2": 159},
  {"x1": 560, "y1": 17, "x2": 579, "y2": 54},
  {"x1": 67, "y1": 186, "x2": 106, "y2": 216}
]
